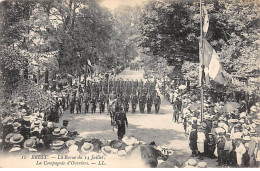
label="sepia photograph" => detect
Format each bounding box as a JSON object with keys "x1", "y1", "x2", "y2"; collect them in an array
[{"x1": 0, "y1": 0, "x2": 259, "y2": 168}]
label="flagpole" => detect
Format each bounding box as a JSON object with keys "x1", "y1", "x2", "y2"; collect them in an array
[{"x1": 200, "y1": 0, "x2": 204, "y2": 122}]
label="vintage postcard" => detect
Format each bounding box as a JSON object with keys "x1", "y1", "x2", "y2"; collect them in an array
[{"x1": 0, "y1": 0, "x2": 259, "y2": 168}]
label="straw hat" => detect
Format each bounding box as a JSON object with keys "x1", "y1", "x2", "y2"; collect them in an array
[
  {"x1": 34, "y1": 120, "x2": 41, "y2": 126},
  {"x1": 5, "y1": 133, "x2": 14, "y2": 143},
  {"x1": 60, "y1": 129, "x2": 68, "y2": 136},
  {"x1": 197, "y1": 162, "x2": 207, "y2": 168},
  {"x1": 21, "y1": 109, "x2": 27, "y2": 113},
  {"x1": 252, "y1": 119, "x2": 260, "y2": 125},
  {"x1": 50, "y1": 140, "x2": 65, "y2": 150},
  {"x1": 10, "y1": 134, "x2": 24, "y2": 144},
  {"x1": 101, "y1": 146, "x2": 112, "y2": 156},
  {"x1": 52, "y1": 128, "x2": 61, "y2": 136},
  {"x1": 81, "y1": 143, "x2": 94, "y2": 153},
  {"x1": 24, "y1": 139, "x2": 36, "y2": 148},
  {"x1": 23, "y1": 116, "x2": 31, "y2": 122},
  {"x1": 186, "y1": 159, "x2": 197, "y2": 167},
  {"x1": 250, "y1": 129, "x2": 257, "y2": 136},
  {"x1": 243, "y1": 136, "x2": 251, "y2": 141},
  {"x1": 110, "y1": 140, "x2": 127, "y2": 150}
]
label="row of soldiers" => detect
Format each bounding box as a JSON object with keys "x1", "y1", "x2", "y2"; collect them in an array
[
  {"x1": 59, "y1": 79, "x2": 162, "y2": 114},
  {"x1": 130, "y1": 63, "x2": 141, "y2": 71}
]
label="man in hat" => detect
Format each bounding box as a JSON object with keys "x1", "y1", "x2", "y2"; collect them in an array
[
  {"x1": 139, "y1": 94, "x2": 146, "y2": 114},
  {"x1": 123, "y1": 93, "x2": 130, "y2": 113},
  {"x1": 207, "y1": 133, "x2": 216, "y2": 159},
  {"x1": 114, "y1": 106, "x2": 128, "y2": 140},
  {"x1": 217, "y1": 133, "x2": 226, "y2": 166},
  {"x1": 90, "y1": 97, "x2": 97, "y2": 114},
  {"x1": 223, "y1": 133, "x2": 233, "y2": 166},
  {"x1": 2, "y1": 118, "x2": 14, "y2": 145},
  {"x1": 146, "y1": 94, "x2": 153, "y2": 114},
  {"x1": 84, "y1": 93, "x2": 90, "y2": 113},
  {"x1": 40, "y1": 121, "x2": 52, "y2": 149},
  {"x1": 131, "y1": 93, "x2": 139, "y2": 113},
  {"x1": 99, "y1": 92, "x2": 106, "y2": 114},
  {"x1": 189, "y1": 125, "x2": 198, "y2": 157}
]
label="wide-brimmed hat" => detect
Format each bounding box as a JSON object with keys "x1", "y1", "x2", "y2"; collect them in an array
[
  {"x1": 243, "y1": 136, "x2": 251, "y2": 141},
  {"x1": 5, "y1": 133, "x2": 14, "y2": 143},
  {"x1": 101, "y1": 146, "x2": 112, "y2": 156},
  {"x1": 21, "y1": 109, "x2": 26, "y2": 113},
  {"x1": 252, "y1": 119, "x2": 260, "y2": 125},
  {"x1": 110, "y1": 140, "x2": 127, "y2": 150},
  {"x1": 60, "y1": 129, "x2": 68, "y2": 136},
  {"x1": 228, "y1": 119, "x2": 238, "y2": 123},
  {"x1": 186, "y1": 159, "x2": 197, "y2": 167},
  {"x1": 24, "y1": 139, "x2": 36, "y2": 148},
  {"x1": 34, "y1": 120, "x2": 41, "y2": 126},
  {"x1": 51, "y1": 140, "x2": 65, "y2": 150},
  {"x1": 10, "y1": 134, "x2": 24, "y2": 144},
  {"x1": 52, "y1": 128, "x2": 61, "y2": 136},
  {"x1": 23, "y1": 116, "x2": 31, "y2": 122},
  {"x1": 250, "y1": 129, "x2": 257, "y2": 136},
  {"x1": 81, "y1": 143, "x2": 94, "y2": 153},
  {"x1": 66, "y1": 140, "x2": 76, "y2": 147},
  {"x1": 197, "y1": 162, "x2": 207, "y2": 168}
]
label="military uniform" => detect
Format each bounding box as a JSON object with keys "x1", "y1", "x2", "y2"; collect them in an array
[
  {"x1": 114, "y1": 107, "x2": 128, "y2": 140},
  {"x1": 139, "y1": 95, "x2": 146, "y2": 114},
  {"x1": 147, "y1": 95, "x2": 153, "y2": 114},
  {"x1": 90, "y1": 97, "x2": 97, "y2": 114},
  {"x1": 154, "y1": 95, "x2": 161, "y2": 114},
  {"x1": 123, "y1": 94, "x2": 130, "y2": 113},
  {"x1": 131, "y1": 94, "x2": 138, "y2": 113},
  {"x1": 99, "y1": 93, "x2": 106, "y2": 113},
  {"x1": 84, "y1": 94, "x2": 90, "y2": 113}
]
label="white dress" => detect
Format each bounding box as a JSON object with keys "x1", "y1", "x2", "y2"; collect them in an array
[{"x1": 197, "y1": 132, "x2": 206, "y2": 153}]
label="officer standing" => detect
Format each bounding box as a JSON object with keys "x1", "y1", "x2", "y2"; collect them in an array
[
  {"x1": 99, "y1": 92, "x2": 106, "y2": 113},
  {"x1": 114, "y1": 106, "x2": 128, "y2": 140},
  {"x1": 154, "y1": 94, "x2": 161, "y2": 114},
  {"x1": 90, "y1": 97, "x2": 97, "y2": 114},
  {"x1": 131, "y1": 93, "x2": 138, "y2": 113},
  {"x1": 147, "y1": 94, "x2": 153, "y2": 114},
  {"x1": 123, "y1": 93, "x2": 130, "y2": 113},
  {"x1": 84, "y1": 93, "x2": 90, "y2": 113},
  {"x1": 139, "y1": 94, "x2": 146, "y2": 114}
]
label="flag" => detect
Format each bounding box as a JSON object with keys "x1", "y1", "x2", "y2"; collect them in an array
[
  {"x1": 203, "y1": 39, "x2": 226, "y2": 85},
  {"x1": 203, "y1": 4, "x2": 209, "y2": 35}
]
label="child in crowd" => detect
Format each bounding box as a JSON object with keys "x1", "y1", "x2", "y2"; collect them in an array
[{"x1": 197, "y1": 126, "x2": 206, "y2": 160}]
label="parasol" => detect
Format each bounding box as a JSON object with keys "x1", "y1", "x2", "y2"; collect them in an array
[{"x1": 222, "y1": 102, "x2": 240, "y2": 112}]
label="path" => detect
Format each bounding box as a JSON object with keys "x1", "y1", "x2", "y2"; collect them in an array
[{"x1": 58, "y1": 67, "x2": 217, "y2": 167}]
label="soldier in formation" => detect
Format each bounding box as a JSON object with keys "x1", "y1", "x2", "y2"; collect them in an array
[{"x1": 67, "y1": 78, "x2": 161, "y2": 115}]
